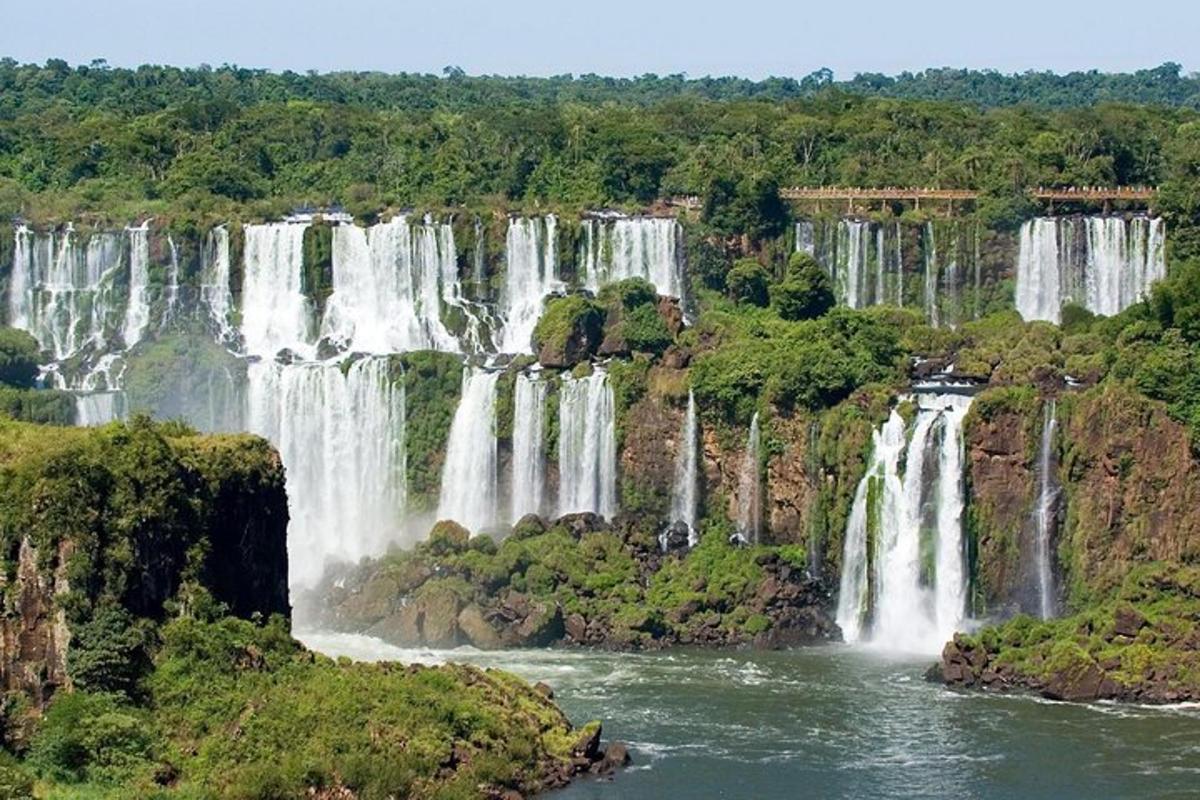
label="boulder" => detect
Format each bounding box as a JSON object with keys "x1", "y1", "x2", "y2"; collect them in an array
[
  {"x1": 1112, "y1": 605, "x2": 1147, "y2": 639},
  {"x1": 419, "y1": 586, "x2": 463, "y2": 647},
  {"x1": 428, "y1": 520, "x2": 470, "y2": 554},
  {"x1": 457, "y1": 603, "x2": 501, "y2": 649}
]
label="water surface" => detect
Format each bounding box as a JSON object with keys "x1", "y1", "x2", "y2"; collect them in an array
[{"x1": 300, "y1": 633, "x2": 1200, "y2": 800}]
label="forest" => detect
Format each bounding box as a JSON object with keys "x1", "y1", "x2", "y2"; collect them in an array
[{"x1": 2, "y1": 59, "x2": 1200, "y2": 258}]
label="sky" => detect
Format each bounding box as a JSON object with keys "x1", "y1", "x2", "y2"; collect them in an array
[{"x1": 0, "y1": 0, "x2": 1194, "y2": 80}]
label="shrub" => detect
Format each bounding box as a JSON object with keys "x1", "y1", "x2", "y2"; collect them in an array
[
  {"x1": 0, "y1": 329, "x2": 39, "y2": 389},
  {"x1": 774, "y1": 252, "x2": 835, "y2": 321},
  {"x1": 726, "y1": 259, "x2": 770, "y2": 307}
]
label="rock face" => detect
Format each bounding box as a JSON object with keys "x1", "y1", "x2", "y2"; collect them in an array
[
  {"x1": 0, "y1": 422, "x2": 290, "y2": 716},
  {"x1": 964, "y1": 394, "x2": 1039, "y2": 614},
  {"x1": 1058, "y1": 384, "x2": 1200, "y2": 601}
]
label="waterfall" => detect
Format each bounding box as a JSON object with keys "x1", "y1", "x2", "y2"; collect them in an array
[
  {"x1": 7, "y1": 224, "x2": 124, "y2": 362},
  {"x1": 1085, "y1": 216, "x2": 1167, "y2": 317},
  {"x1": 835, "y1": 411, "x2": 907, "y2": 643},
  {"x1": 321, "y1": 216, "x2": 462, "y2": 355},
  {"x1": 669, "y1": 389, "x2": 700, "y2": 546},
  {"x1": 837, "y1": 393, "x2": 972, "y2": 653},
  {"x1": 1015, "y1": 219, "x2": 1062, "y2": 323},
  {"x1": 162, "y1": 233, "x2": 181, "y2": 325},
  {"x1": 837, "y1": 221, "x2": 870, "y2": 309},
  {"x1": 923, "y1": 222, "x2": 940, "y2": 328},
  {"x1": 200, "y1": 226, "x2": 234, "y2": 341},
  {"x1": 241, "y1": 222, "x2": 313, "y2": 358},
  {"x1": 511, "y1": 371, "x2": 548, "y2": 520},
  {"x1": 498, "y1": 216, "x2": 559, "y2": 354},
  {"x1": 558, "y1": 370, "x2": 618, "y2": 517},
  {"x1": 795, "y1": 221, "x2": 815, "y2": 256},
  {"x1": 75, "y1": 391, "x2": 125, "y2": 426},
  {"x1": 1016, "y1": 216, "x2": 1166, "y2": 323},
  {"x1": 246, "y1": 356, "x2": 406, "y2": 588},
  {"x1": 581, "y1": 216, "x2": 685, "y2": 300},
  {"x1": 437, "y1": 368, "x2": 500, "y2": 533},
  {"x1": 736, "y1": 412, "x2": 762, "y2": 544},
  {"x1": 122, "y1": 223, "x2": 151, "y2": 347},
  {"x1": 1033, "y1": 400, "x2": 1059, "y2": 619}
]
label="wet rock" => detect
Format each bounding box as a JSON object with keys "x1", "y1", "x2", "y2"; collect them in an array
[
  {"x1": 1042, "y1": 660, "x2": 1105, "y2": 702},
  {"x1": 457, "y1": 603, "x2": 501, "y2": 649},
  {"x1": 660, "y1": 520, "x2": 691, "y2": 554},
  {"x1": 564, "y1": 613, "x2": 588, "y2": 643}
]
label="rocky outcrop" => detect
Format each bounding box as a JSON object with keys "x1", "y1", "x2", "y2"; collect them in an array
[
  {"x1": 0, "y1": 421, "x2": 290, "y2": 721},
  {"x1": 935, "y1": 566, "x2": 1200, "y2": 704},
  {"x1": 315, "y1": 512, "x2": 839, "y2": 651}
]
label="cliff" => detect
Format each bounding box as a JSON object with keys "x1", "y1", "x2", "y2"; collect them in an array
[
  {"x1": 0, "y1": 417, "x2": 290, "y2": 719},
  {"x1": 0, "y1": 419, "x2": 610, "y2": 798}
]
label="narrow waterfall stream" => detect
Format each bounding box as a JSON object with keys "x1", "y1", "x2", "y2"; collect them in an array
[
  {"x1": 511, "y1": 371, "x2": 548, "y2": 520},
  {"x1": 437, "y1": 368, "x2": 501, "y2": 533},
  {"x1": 735, "y1": 412, "x2": 762, "y2": 544},
  {"x1": 1034, "y1": 399, "x2": 1060, "y2": 619},
  {"x1": 558, "y1": 370, "x2": 618, "y2": 517},
  {"x1": 668, "y1": 389, "x2": 700, "y2": 546},
  {"x1": 122, "y1": 222, "x2": 151, "y2": 347},
  {"x1": 836, "y1": 393, "x2": 972, "y2": 653}
]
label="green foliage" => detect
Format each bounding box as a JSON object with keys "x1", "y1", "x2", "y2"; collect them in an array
[
  {"x1": 690, "y1": 307, "x2": 905, "y2": 425},
  {"x1": 725, "y1": 259, "x2": 770, "y2": 307},
  {"x1": 400, "y1": 352, "x2": 462, "y2": 509},
  {"x1": 0, "y1": 386, "x2": 75, "y2": 425},
  {"x1": 773, "y1": 252, "x2": 834, "y2": 321},
  {"x1": 532, "y1": 295, "x2": 604, "y2": 365},
  {"x1": 66, "y1": 604, "x2": 153, "y2": 697},
  {"x1": 0, "y1": 329, "x2": 39, "y2": 389},
  {"x1": 27, "y1": 692, "x2": 157, "y2": 786}
]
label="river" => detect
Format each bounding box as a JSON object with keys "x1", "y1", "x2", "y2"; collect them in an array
[{"x1": 299, "y1": 633, "x2": 1200, "y2": 800}]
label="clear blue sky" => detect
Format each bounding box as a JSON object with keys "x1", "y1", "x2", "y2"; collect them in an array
[{"x1": 1, "y1": 0, "x2": 1193, "y2": 79}]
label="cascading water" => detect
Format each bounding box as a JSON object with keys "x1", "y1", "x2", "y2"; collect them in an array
[
  {"x1": 122, "y1": 223, "x2": 151, "y2": 347},
  {"x1": 75, "y1": 391, "x2": 125, "y2": 426},
  {"x1": 1085, "y1": 216, "x2": 1167, "y2": 316},
  {"x1": 246, "y1": 356, "x2": 406, "y2": 588},
  {"x1": 1015, "y1": 218, "x2": 1062, "y2": 323},
  {"x1": 923, "y1": 222, "x2": 940, "y2": 328},
  {"x1": 321, "y1": 216, "x2": 462, "y2": 355},
  {"x1": 735, "y1": 412, "x2": 762, "y2": 544},
  {"x1": 1033, "y1": 400, "x2": 1059, "y2": 619},
  {"x1": 669, "y1": 389, "x2": 700, "y2": 546},
  {"x1": 581, "y1": 216, "x2": 685, "y2": 301},
  {"x1": 7, "y1": 224, "x2": 124, "y2": 363},
  {"x1": 200, "y1": 225, "x2": 234, "y2": 341},
  {"x1": 162, "y1": 234, "x2": 181, "y2": 325},
  {"x1": 498, "y1": 216, "x2": 559, "y2": 354},
  {"x1": 835, "y1": 412, "x2": 907, "y2": 643},
  {"x1": 241, "y1": 222, "x2": 314, "y2": 358},
  {"x1": 836, "y1": 393, "x2": 973, "y2": 653},
  {"x1": 437, "y1": 368, "x2": 501, "y2": 533},
  {"x1": 558, "y1": 370, "x2": 618, "y2": 518},
  {"x1": 1015, "y1": 216, "x2": 1166, "y2": 323},
  {"x1": 511, "y1": 372, "x2": 548, "y2": 521}
]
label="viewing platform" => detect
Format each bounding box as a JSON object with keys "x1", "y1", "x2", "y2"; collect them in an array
[{"x1": 666, "y1": 186, "x2": 1158, "y2": 213}]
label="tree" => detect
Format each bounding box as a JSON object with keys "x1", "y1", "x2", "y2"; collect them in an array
[
  {"x1": 0, "y1": 328, "x2": 40, "y2": 388},
  {"x1": 774, "y1": 252, "x2": 835, "y2": 321},
  {"x1": 726, "y1": 259, "x2": 770, "y2": 307}
]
